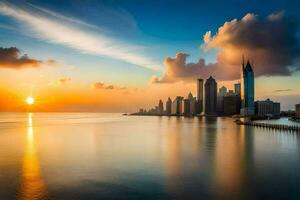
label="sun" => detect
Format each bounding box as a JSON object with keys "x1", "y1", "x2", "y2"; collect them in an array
[{"x1": 26, "y1": 96, "x2": 35, "y2": 105}]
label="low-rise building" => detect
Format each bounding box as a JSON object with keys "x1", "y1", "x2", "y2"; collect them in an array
[
  {"x1": 223, "y1": 93, "x2": 241, "y2": 116},
  {"x1": 255, "y1": 99, "x2": 280, "y2": 117},
  {"x1": 296, "y1": 103, "x2": 300, "y2": 118}
]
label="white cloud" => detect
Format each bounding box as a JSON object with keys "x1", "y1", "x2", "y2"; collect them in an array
[{"x1": 0, "y1": 2, "x2": 161, "y2": 71}]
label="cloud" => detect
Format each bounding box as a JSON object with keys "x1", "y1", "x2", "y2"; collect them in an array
[
  {"x1": 93, "y1": 82, "x2": 116, "y2": 90},
  {"x1": 0, "y1": 47, "x2": 54, "y2": 69},
  {"x1": 48, "y1": 77, "x2": 71, "y2": 86},
  {"x1": 274, "y1": 89, "x2": 292, "y2": 92},
  {"x1": 154, "y1": 12, "x2": 300, "y2": 83},
  {"x1": 152, "y1": 53, "x2": 236, "y2": 83},
  {"x1": 106, "y1": 85, "x2": 114, "y2": 90},
  {"x1": 58, "y1": 77, "x2": 71, "y2": 84},
  {"x1": 93, "y1": 82, "x2": 105, "y2": 89},
  {"x1": 0, "y1": 2, "x2": 161, "y2": 71},
  {"x1": 93, "y1": 82, "x2": 130, "y2": 91}
]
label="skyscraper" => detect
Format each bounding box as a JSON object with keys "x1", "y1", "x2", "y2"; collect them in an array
[
  {"x1": 241, "y1": 59, "x2": 255, "y2": 116},
  {"x1": 188, "y1": 92, "x2": 197, "y2": 115},
  {"x1": 234, "y1": 82, "x2": 241, "y2": 95},
  {"x1": 205, "y1": 76, "x2": 217, "y2": 115},
  {"x1": 197, "y1": 79, "x2": 204, "y2": 101},
  {"x1": 183, "y1": 99, "x2": 190, "y2": 115},
  {"x1": 158, "y1": 99, "x2": 164, "y2": 115},
  {"x1": 172, "y1": 96, "x2": 183, "y2": 115},
  {"x1": 197, "y1": 79, "x2": 204, "y2": 114},
  {"x1": 166, "y1": 97, "x2": 172, "y2": 115}
]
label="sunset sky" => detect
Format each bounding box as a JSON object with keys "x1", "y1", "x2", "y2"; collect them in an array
[{"x1": 0, "y1": 0, "x2": 300, "y2": 112}]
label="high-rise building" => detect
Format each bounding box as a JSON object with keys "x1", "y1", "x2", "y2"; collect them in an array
[
  {"x1": 172, "y1": 96, "x2": 183, "y2": 115},
  {"x1": 241, "y1": 59, "x2": 255, "y2": 116},
  {"x1": 183, "y1": 99, "x2": 190, "y2": 115},
  {"x1": 296, "y1": 103, "x2": 300, "y2": 118},
  {"x1": 234, "y1": 83, "x2": 241, "y2": 95},
  {"x1": 188, "y1": 93, "x2": 197, "y2": 115},
  {"x1": 205, "y1": 76, "x2": 217, "y2": 115},
  {"x1": 158, "y1": 99, "x2": 164, "y2": 115},
  {"x1": 197, "y1": 79, "x2": 204, "y2": 101},
  {"x1": 255, "y1": 99, "x2": 280, "y2": 117},
  {"x1": 217, "y1": 86, "x2": 227, "y2": 114},
  {"x1": 166, "y1": 97, "x2": 172, "y2": 115},
  {"x1": 197, "y1": 79, "x2": 204, "y2": 114}
]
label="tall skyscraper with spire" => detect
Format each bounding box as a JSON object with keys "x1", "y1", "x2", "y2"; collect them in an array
[{"x1": 240, "y1": 57, "x2": 255, "y2": 116}]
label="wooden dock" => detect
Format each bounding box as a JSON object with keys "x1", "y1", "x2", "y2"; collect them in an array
[{"x1": 236, "y1": 120, "x2": 300, "y2": 132}]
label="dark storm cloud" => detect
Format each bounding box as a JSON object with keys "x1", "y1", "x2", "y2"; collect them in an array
[
  {"x1": 153, "y1": 12, "x2": 300, "y2": 83},
  {"x1": 0, "y1": 47, "x2": 56, "y2": 69}
]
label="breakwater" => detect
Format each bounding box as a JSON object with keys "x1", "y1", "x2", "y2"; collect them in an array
[{"x1": 237, "y1": 120, "x2": 300, "y2": 132}]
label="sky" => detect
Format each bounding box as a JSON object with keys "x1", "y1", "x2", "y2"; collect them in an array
[{"x1": 0, "y1": 0, "x2": 300, "y2": 112}]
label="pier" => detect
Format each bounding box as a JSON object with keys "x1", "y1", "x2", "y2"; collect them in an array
[{"x1": 237, "y1": 120, "x2": 300, "y2": 132}]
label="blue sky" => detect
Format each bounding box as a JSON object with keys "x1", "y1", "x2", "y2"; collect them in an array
[
  {"x1": 1, "y1": 0, "x2": 299, "y2": 76},
  {"x1": 1, "y1": 0, "x2": 298, "y2": 70}
]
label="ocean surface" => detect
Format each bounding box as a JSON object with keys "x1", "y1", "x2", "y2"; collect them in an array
[{"x1": 0, "y1": 113, "x2": 299, "y2": 200}]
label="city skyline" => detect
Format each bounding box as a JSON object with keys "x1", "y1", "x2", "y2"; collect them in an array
[
  {"x1": 0, "y1": 0, "x2": 300, "y2": 112},
  {"x1": 139, "y1": 58, "x2": 283, "y2": 118}
]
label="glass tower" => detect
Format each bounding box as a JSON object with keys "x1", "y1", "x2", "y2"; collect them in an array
[{"x1": 240, "y1": 60, "x2": 255, "y2": 115}]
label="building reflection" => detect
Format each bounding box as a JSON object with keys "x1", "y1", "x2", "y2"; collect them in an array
[
  {"x1": 162, "y1": 117, "x2": 256, "y2": 199},
  {"x1": 213, "y1": 121, "x2": 254, "y2": 199},
  {"x1": 18, "y1": 113, "x2": 49, "y2": 200}
]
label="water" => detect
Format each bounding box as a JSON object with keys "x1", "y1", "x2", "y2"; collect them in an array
[{"x1": 0, "y1": 113, "x2": 299, "y2": 200}]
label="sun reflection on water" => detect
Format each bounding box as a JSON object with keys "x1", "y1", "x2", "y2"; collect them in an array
[{"x1": 18, "y1": 113, "x2": 49, "y2": 200}]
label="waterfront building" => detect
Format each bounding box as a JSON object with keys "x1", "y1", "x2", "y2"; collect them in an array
[
  {"x1": 241, "y1": 59, "x2": 255, "y2": 116},
  {"x1": 219, "y1": 86, "x2": 227, "y2": 96},
  {"x1": 139, "y1": 108, "x2": 145, "y2": 114},
  {"x1": 217, "y1": 95, "x2": 224, "y2": 115},
  {"x1": 158, "y1": 99, "x2": 164, "y2": 115},
  {"x1": 183, "y1": 99, "x2": 190, "y2": 115},
  {"x1": 188, "y1": 93, "x2": 197, "y2": 115},
  {"x1": 255, "y1": 99, "x2": 280, "y2": 117},
  {"x1": 166, "y1": 97, "x2": 172, "y2": 115},
  {"x1": 217, "y1": 86, "x2": 227, "y2": 115},
  {"x1": 223, "y1": 92, "x2": 241, "y2": 116},
  {"x1": 197, "y1": 79, "x2": 204, "y2": 114},
  {"x1": 234, "y1": 83, "x2": 241, "y2": 95},
  {"x1": 205, "y1": 76, "x2": 217, "y2": 115},
  {"x1": 172, "y1": 96, "x2": 183, "y2": 115},
  {"x1": 295, "y1": 103, "x2": 300, "y2": 118}
]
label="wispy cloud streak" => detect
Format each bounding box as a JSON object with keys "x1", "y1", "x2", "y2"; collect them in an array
[
  {"x1": 274, "y1": 89, "x2": 292, "y2": 92},
  {"x1": 0, "y1": 2, "x2": 161, "y2": 71}
]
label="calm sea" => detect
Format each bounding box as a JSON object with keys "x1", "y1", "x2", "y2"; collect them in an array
[{"x1": 0, "y1": 113, "x2": 299, "y2": 200}]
